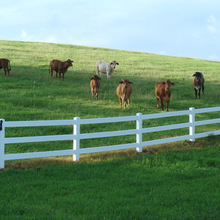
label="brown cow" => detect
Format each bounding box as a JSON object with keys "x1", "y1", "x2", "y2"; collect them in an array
[
  {"x1": 90, "y1": 75, "x2": 101, "y2": 100},
  {"x1": 49, "y1": 59, "x2": 73, "y2": 79},
  {"x1": 0, "y1": 59, "x2": 11, "y2": 76},
  {"x1": 192, "y1": 72, "x2": 204, "y2": 99},
  {"x1": 116, "y1": 79, "x2": 133, "y2": 110},
  {"x1": 155, "y1": 80, "x2": 175, "y2": 111}
]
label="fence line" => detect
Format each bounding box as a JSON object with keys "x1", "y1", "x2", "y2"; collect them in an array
[{"x1": 0, "y1": 106, "x2": 220, "y2": 169}]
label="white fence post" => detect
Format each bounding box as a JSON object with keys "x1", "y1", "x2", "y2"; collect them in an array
[
  {"x1": 0, "y1": 119, "x2": 5, "y2": 169},
  {"x1": 189, "y1": 107, "x2": 195, "y2": 142},
  {"x1": 73, "y1": 117, "x2": 80, "y2": 161},
  {"x1": 136, "y1": 113, "x2": 143, "y2": 153}
]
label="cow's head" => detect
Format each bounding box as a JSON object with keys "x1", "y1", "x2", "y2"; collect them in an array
[
  {"x1": 90, "y1": 75, "x2": 101, "y2": 81},
  {"x1": 163, "y1": 80, "x2": 175, "y2": 90},
  {"x1": 67, "y1": 59, "x2": 74, "y2": 66},
  {"x1": 119, "y1": 79, "x2": 133, "y2": 89},
  {"x1": 193, "y1": 72, "x2": 202, "y2": 81},
  {"x1": 110, "y1": 60, "x2": 119, "y2": 69}
]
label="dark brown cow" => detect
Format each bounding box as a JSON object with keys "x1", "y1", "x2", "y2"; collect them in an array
[
  {"x1": 49, "y1": 59, "x2": 73, "y2": 79},
  {"x1": 116, "y1": 79, "x2": 133, "y2": 110},
  {"x1": 155, "y1": 80, "x2": 175, "y2": 111},
  {"x1": 90, "y1": 75, "x2": 101, "y2": 100},
  {"x1": 0, "y1": 59, "x2": 11, "y2": 76},
  {"x1": 192, "y1": 72, "x2": 205, "y2": 99}
]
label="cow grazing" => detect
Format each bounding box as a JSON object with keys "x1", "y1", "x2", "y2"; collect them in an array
[
  {"x1": 49, "y1": 59, "x2": 73, "y2": 79},
  {"x1": 96, "y1": 60, "x2": 119, "y2": 81},
  {"x1": 0, "y1": 59, "x2": 11, "y2": 76},
  {"x1": 155, "y1": 80, "x2": 175, "y2": 111},
  {"x1": 90, "y1": 75, "x2": 101, "y2": 100},
  {"x1": 116, "y1": 79, "x2": 133, "y2": 110},
  {"x1": 192, "y1": 72, "x2": 204, "y2": 99}
]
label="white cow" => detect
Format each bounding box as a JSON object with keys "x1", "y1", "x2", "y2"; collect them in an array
[{"x1": 96, "y1": 60, "x2": 119, "y2": 81}]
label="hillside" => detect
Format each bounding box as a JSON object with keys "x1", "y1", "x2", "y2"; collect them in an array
[
  {"x1": 1, "y1": 40, "x2": 219, "y2": 152},
  {"x1": 0, "y1": 40, "x2": 220, "y2": 122}
]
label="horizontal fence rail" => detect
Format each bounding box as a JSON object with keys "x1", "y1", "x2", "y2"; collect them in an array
[
  {"x1": 5, "y1": 119, "x2": 76, "y2": 127},
  {"x1": 0, "y1": 106, "x2": 220, "y2": 168}
]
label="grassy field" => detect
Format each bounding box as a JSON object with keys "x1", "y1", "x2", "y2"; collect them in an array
[
  {"x1": 0, "y1": 40, "x2": 220, "y2": 219},
  {"x1": 0, "y1": 40, "x2": 219, "y2": 152},
  {"x1": 0, "y1": 141, "x2": 219, "y2": 219}
]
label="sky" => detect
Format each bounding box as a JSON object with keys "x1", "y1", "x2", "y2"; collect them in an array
[{"x1": 1, "y1": 0, "x2": 220, "y2": 61}]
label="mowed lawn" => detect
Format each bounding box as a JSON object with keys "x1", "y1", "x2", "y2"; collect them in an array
[
  {"x1": 0, "y1": 40, "x2": 219, "y2": 219},
  {"x1": 0, "y1": 142, "x2": 219, "y2": 219}
]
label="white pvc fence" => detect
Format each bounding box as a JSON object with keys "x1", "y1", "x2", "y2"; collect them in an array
[{"x1": 0, "y1": 106, "x2": 220, "y2": 169}]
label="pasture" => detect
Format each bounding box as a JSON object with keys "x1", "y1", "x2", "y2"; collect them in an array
[{"x1": 0, "y1": 40, "x2": 219, "y2": 219}]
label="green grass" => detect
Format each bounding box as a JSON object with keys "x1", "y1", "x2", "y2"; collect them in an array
[
  {"x1": 0, "y1": 142, "x2": 219, "y2": 219},
  {"x1": 0, "y1": 40, "x2": 220, "y2": 219}
]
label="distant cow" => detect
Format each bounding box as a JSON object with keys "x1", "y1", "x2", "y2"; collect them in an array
[
  {"x1": 155, "y1": 80, "x2": 175, "y2": 111},
  {"x1": 116, "y1": 79, "x2": 133, "y2": 110},
  {"x1": 0, "y1": 59, "x2": 11, "y2": 76},
  {"x1": 90, "y1": 75, "x2": 101, "y2": 100},
  {"x1": 192, "y1": 72, "x2": 204, "y2": 99},
  {"x1": 96, "y1": 60, "x2": 119, "y2": 81},
  {"x1": 49, "y1": 59, "x2": 73, "y2": 79}
]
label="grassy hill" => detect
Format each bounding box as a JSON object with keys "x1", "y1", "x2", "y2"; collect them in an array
[
  {"x1": 0, "y1": 40, "x2": 219, "y2": 152},
  {"x1": 1, "y1": 40, "x2": 220, "y2": 121},
  {"x1": 0, "y1": 40, "x2": 219, "y2": 219}
]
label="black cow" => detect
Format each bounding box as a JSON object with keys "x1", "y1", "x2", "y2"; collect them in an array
[{"x1": 192, "y1": 72, "x2": 205, "y2": 99}]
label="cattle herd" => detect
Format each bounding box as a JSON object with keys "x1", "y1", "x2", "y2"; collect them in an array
[{"x1": 0, "y1": 58, "x2": 205, "y2": 111}]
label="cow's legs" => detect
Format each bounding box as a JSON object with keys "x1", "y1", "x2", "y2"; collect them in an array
[
  {"x1": 4, "y1": 67, "x2": 7, "y2": 76},
  {"x1": 160, "y1": 99, "x2": 164, "y2": 111},
  {"x1": 119, "y1": 97, "x2": 122, "y2": 109},
  {"x1": 127, "y1": 98, "x2": 130, "y2": 105},
  {"x1": 107, "y1": 73, "x2": 111, "y2": 81},
  {"x1": 156, "y1": 98, "x2": 159, "y2": 109},
  {"x1": 91, "y1": 90, "x2": 94, "y2": 100},
  {"x1": 124, "y1": 101, "x2": 126, "y2": 110},
  {"x1": 194, "y1": 88, "x2": 197, "y2": 99},
  {"x1": 95, "y1": 89, "x2": 99, "y2": 100},
  {"x1": 198, "y1": 88, "x2": 201, "y2": 99},
  {"x1": 166, "y1": 100, "x2": 169, "y2": 112}
]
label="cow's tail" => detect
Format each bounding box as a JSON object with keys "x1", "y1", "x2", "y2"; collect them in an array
[{"x1": 8, "y1": 60, "x2": 11, "y2": 71}]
